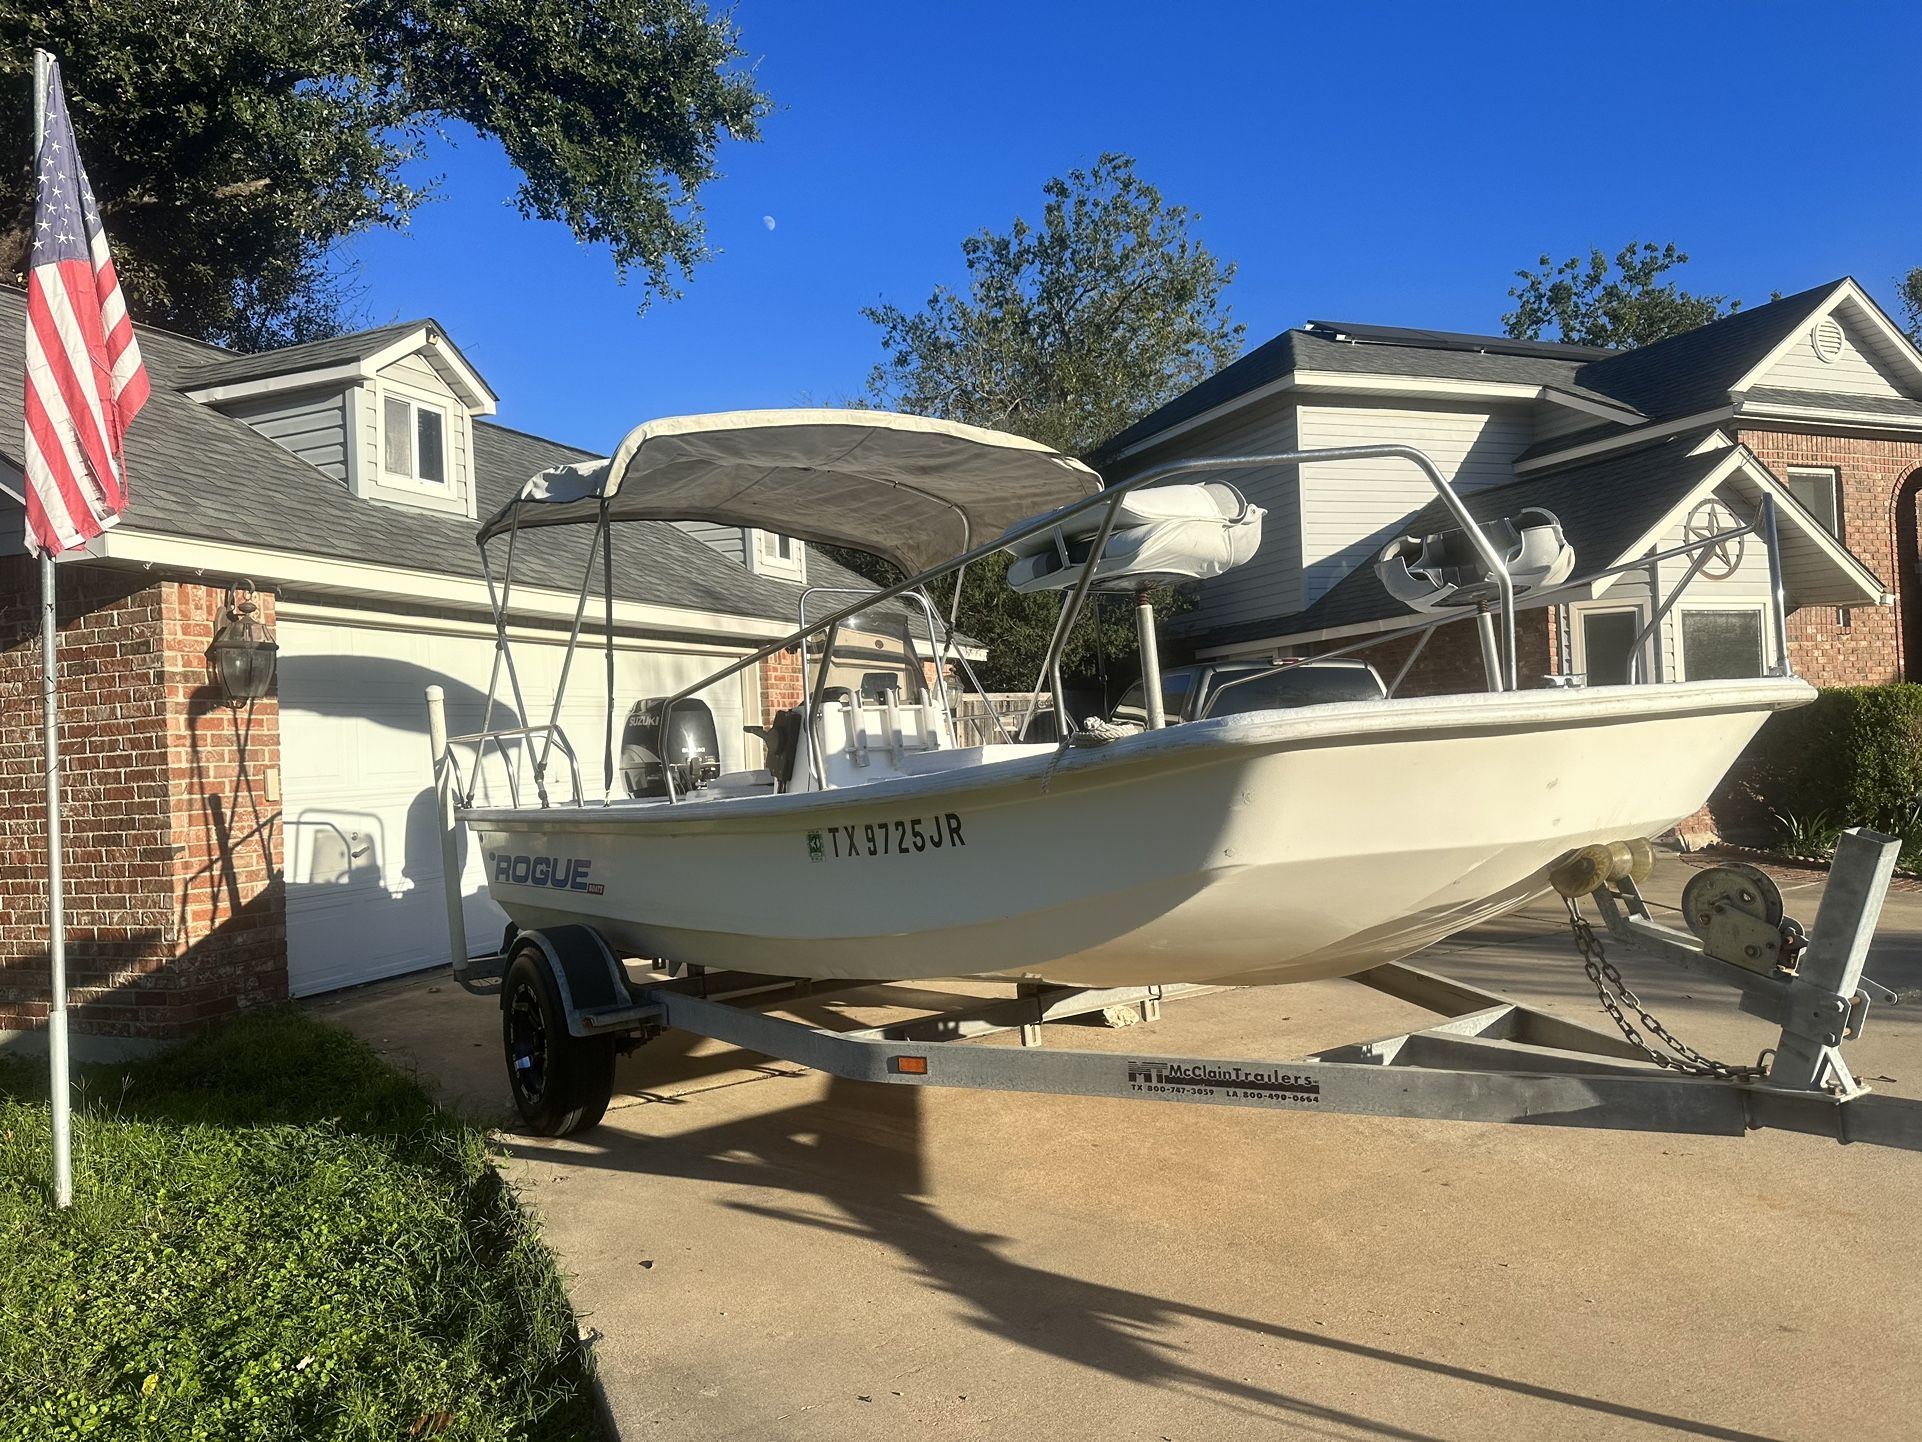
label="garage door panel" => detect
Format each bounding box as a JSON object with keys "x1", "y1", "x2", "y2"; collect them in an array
[{"x1": 278, "y1": 615, "x2": 754, "y2": 996}]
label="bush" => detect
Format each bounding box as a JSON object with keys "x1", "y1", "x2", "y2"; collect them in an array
[
  {"x1": 1720, "y1": 684, "x2": 1922, "y2": 860},
  {"x1": 0, "y1": 1010, "x2": 602, "y2": 1442}
]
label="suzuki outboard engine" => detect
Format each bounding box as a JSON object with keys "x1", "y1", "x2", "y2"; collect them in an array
[{"x1": 621, "y1": 698, "x2": 722, "y2": 798}]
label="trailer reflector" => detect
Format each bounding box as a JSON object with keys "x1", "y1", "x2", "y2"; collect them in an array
[{"x1": 889, "y1": 1055, "x2": 929, "y2": 1075}]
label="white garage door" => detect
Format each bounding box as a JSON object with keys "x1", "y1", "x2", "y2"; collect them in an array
[{"x1": 278, "y1": 611, "x2": 757, "y2": 996}]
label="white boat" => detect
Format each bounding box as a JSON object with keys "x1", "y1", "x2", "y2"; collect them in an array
[{"x1": 434, "y1": 409, "x2": 1812, "y2": 992}]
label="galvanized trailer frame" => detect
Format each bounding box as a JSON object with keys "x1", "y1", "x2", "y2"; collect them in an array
[{"x1": 474, "y1": 828, "x2": 1919, "y2": 1151}]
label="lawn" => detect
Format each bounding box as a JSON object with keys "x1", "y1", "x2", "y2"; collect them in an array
[{"x1": 0, "y1": 1009, "x2": 602, "y2": 1441}]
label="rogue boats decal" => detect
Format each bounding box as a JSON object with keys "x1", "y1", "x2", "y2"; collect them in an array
[
  {"x1": 808, "y1": 813, "x2": 966, "y2": 861},
  {"x1": 491, "y1": 853, "x2": 605, "y2": 894}
]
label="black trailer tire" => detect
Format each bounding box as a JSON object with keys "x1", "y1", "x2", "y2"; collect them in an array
[{"x1": 502, "y1": 946, "x2": 617, "y2": 1136}]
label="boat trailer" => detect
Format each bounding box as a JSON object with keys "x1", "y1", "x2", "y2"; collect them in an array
[{"x1": 457, "y1": 828, "x2": 1918, "y2": 1150}]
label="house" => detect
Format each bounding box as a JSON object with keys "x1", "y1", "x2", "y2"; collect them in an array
[
  {"x1": 1089, "y1": 279, "x2": 1918, "y2": 696},
  {"x1": 0, "y1": 291, "x2": 938, "y2": 1053}
]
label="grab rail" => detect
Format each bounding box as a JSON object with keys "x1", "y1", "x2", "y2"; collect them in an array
[
  {"x1": 632, "y1": 445, "x2": 1520, "y2": 749},
  {"x1": 1261, "y1": 505, "x2": 1784, "y2": 693},
  {"x1": 443, "y1": 724, "x2": 585, "y2": 810}
]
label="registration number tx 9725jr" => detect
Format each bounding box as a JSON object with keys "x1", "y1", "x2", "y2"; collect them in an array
[{"x1": 807, "y1": 813, "x2": 966, "y2": 862}]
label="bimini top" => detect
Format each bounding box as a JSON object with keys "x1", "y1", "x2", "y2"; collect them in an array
[{"x1": 477, "y1": 409, "x2": 1103, "y2": 578}]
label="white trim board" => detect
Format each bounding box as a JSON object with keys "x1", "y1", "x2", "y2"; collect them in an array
[{"x1": 86, "y1": 528, "x2": 799, "y2": 644}]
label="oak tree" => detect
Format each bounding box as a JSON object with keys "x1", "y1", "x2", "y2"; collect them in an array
[
  {"x1": 856, "y1": 154, "x2": 1243, "y2": 696},
  {"x1": 1503, "y1": 242, "x2": 1739, "y2": 349},
  {"x1": 4, "y1": 0, "x2": 769, "y2": 348}
]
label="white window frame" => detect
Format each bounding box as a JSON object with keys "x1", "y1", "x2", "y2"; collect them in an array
[
  {"x1": 1673, "y1": 601, "x2": 1771, "y2": 682},
  {"x1": 1569, "y1": 601, "x2": 1653, "y2": 685},
  {"x1": 377, "y1": 383, "x2": 453, "y2": 491},
  {"x1": 746, "y1": 527, "x2": 806, "y2": 580},
  {"x1": 1784, "y1": 465, "x2": 1842, "y2": 539}
]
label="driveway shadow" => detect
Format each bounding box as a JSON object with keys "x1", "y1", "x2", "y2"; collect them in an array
[{"x1": 508, "y1": 1073, "x2": 1783, "y2": 1442}]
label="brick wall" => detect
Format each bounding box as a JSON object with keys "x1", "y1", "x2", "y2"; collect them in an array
[
  {"x1": 1735, "y1": 428, "x2": 1922, "y2": 686},
  {"x1": 0, "y1": 560, "x2": 284, "y2": 1046},
  {"x1": 759, "y1": 645, "x2": 805, "y2": 724}
]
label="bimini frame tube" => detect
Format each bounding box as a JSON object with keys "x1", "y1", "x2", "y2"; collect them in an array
[
  {"x1": 469, "y1": 444, "x2": 1520, "y2": 802},
  {"x1": 623, "y1": 444, "x2": 1520, "y2": 739}
]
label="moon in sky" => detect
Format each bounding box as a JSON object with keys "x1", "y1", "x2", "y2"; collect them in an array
[{"x1": 762, "y1": 215, "x2": 777, "y2": 231}]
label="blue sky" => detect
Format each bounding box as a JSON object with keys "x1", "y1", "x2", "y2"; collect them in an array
[{"x1": 343, "y1": 1, "x2": 1922, "y2": 453}]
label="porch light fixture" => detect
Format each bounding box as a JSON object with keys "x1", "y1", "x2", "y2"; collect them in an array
[{"x1": 207, "y1": 582, "x2": 278, "y2": 703}]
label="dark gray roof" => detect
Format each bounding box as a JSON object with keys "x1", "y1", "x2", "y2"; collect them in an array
[
  {"x1": 1189, "y1": 430, "x2": 1733, "y2": 647},
  {"x1": 1567, "y1": 281, "x2": 1839, "y2": 420},
  {"x1": 1089, "y1": 327, "x2": 1640, "y2": 473},
  {"x1": 175, "y1": 317, "x2": 497, "y2": 401},
  {"x1": 0, "y1": 287, "x2": 900, "y2": 635},
  {"x1": 1739, "y1": 387, "x2": 1922, "y2": 421},
  {"x1": 1092, "y1": 280, "x2": 1860, "y2": 475},
  {"x1": 1514, "y1": 420, "x2": 1631, "y2": 465}
]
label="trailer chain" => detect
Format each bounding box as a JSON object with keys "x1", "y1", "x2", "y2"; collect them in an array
[{"x1": 1564, "y1": 900, "x2": 1765, "y2": 1080}]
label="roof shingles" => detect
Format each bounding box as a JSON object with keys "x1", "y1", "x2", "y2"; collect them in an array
[{"x1": 0, "y1": 288, "x2": 889, "y2": 630}]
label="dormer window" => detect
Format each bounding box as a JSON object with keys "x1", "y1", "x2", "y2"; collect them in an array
[
  {"x1": 748, "y1": 527, "x2": 806, "y2": 580},
  {"x1": 383, "y1": 393, "x2": 447, "y2": 485}
]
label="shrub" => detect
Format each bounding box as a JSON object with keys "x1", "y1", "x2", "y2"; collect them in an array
[{"x1": 1720, "y1": 684, "x2": 1922, "y2": 852}]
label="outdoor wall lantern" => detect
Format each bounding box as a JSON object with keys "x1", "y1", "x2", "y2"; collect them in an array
[{"x1": 207, "y1": 582, "x2": 279, "y2": 704}]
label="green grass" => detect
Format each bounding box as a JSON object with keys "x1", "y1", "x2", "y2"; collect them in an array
[{"x1": 0, "y1": 1010, "x2": 602, "y2": 1441}]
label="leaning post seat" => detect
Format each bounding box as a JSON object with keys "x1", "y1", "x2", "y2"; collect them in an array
[
  {"x1": 1375, "y1": 507, "x2": 1575, "y2": 613},
  {"x1": 1000, "y1": 482, "x2": 1265, "y2": 593}
]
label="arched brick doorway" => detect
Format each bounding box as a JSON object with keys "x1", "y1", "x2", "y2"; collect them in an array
[{"x1": 1898, "y1": 469, "x2": 1922, "y2": 680}]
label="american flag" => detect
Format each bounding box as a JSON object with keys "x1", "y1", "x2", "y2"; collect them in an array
[{"x1": 24, "y1": 57, "x2": 148, "y2": 557}]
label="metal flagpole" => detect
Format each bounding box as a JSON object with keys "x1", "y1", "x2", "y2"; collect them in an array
[{"x1": 32, "y1": 47, "x2": 74, "y2": 1210}]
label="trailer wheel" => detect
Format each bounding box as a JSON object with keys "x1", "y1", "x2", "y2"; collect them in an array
[{"x1": 502, "y1": 946, "x2": 616, "y2": 1136}]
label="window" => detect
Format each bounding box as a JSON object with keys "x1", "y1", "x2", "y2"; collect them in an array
[
  {"x1": 1680, "y1": 608, "x2": 1766, "y2": 680},
  {"x1": 749, "y1": 528, "x2": 804, "y2": 579},
  {"x1": 1578, "y1": 609, "x2": 1641, "y2": 686},
  {"x1": 1785, "y1": 466, "x2": 1840, "y2": 537},
  {"x1": 382, "y1": 392, "x2": 448, "y2": 485}
]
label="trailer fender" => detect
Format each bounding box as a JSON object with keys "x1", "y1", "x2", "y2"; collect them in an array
[{"x1": 504, "y1": 925, "x2": 632, "y2": 1038}]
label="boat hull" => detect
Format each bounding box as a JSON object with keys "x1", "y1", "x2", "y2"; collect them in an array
[{"x1": 461, "y1": 679, "x2": 1809, "y2": 988}]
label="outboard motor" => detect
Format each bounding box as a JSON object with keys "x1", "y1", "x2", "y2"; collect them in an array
[{"x1": 621, "y1": 698, "x2": 722, "y2": 798}]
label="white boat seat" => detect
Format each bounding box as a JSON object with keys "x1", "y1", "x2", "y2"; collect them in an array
[
  {"x1": 1002, "y1": 482, "x2": 1265, "y2": 594},
  {"x1": 1376, "y1": 507, "x2": 1574, "y2": 613}
]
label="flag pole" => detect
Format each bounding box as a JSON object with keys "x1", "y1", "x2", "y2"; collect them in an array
[{"x1": 32, "y1": 46, "x2": 74, "y2": 1211}]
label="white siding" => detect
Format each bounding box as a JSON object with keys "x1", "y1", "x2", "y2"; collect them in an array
[
  {"x1": 675, "y1": 521, "x2": 748, "y2": 564},
  {"x1": 1297, "y1": 402, "x2": 1533, "y2": 607},
  {"x1": 1580, "y1": 482, "x2": 1779, "y2": 682},
  {"x1": 218, "y1": 389, "x2": 349, "y2": 482},
  {"x1": 1126, "y1": 405, "x2": 1306, "y2": 630},
  {"x1": 1751, "y1": 313, "x2": 1908, "y2": 399}
]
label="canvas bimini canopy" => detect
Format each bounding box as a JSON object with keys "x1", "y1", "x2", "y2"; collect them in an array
[{"x1": 476, "y1": 409, "x2": 1102, "y2": 577}]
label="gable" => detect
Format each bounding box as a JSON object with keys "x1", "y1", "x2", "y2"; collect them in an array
[{"x1": 1744, "y1": 298, "x2": 1918, "y2": 401}]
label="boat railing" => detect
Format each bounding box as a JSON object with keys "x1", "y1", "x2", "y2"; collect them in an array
[
  {"x1": 1241, "y1": 496, "x2": 1790, "y2": 698},
  {"x1": 462, "y1": 441, "x2": 1793, "y2": 809},
  {"x1": 441, "y1": 723, "x2": 585, "y2": 810}
]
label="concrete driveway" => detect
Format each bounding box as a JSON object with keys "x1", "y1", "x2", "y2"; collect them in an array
[{"x1": 314, "y1": 855, "x2": 1922, "y2": 1441}]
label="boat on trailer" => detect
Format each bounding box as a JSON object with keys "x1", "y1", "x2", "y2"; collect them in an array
[{"x1": 434, "y1": 408, "x2": 1812, "y2": 994}]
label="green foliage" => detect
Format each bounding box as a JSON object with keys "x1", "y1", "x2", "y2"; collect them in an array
[
  {"x1": 1900, "y1": 267, "x2": 1922, "y2": 346},
  {"x1": 1503, "y1": 242, "x2": 1740, "y2": 349},
  {"x1": 858, "y1": 153, "x2": 1238, "y2": 692},
  {"x1": 1725, "y1": 685, "x2": 1922, "y2": 862},
  {"x1": 4, "y1": 1, "x2": 769, "y2": 348},
  {"x1": 0, "y1": 1009, "x2": 600, "y2": 1441}
]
